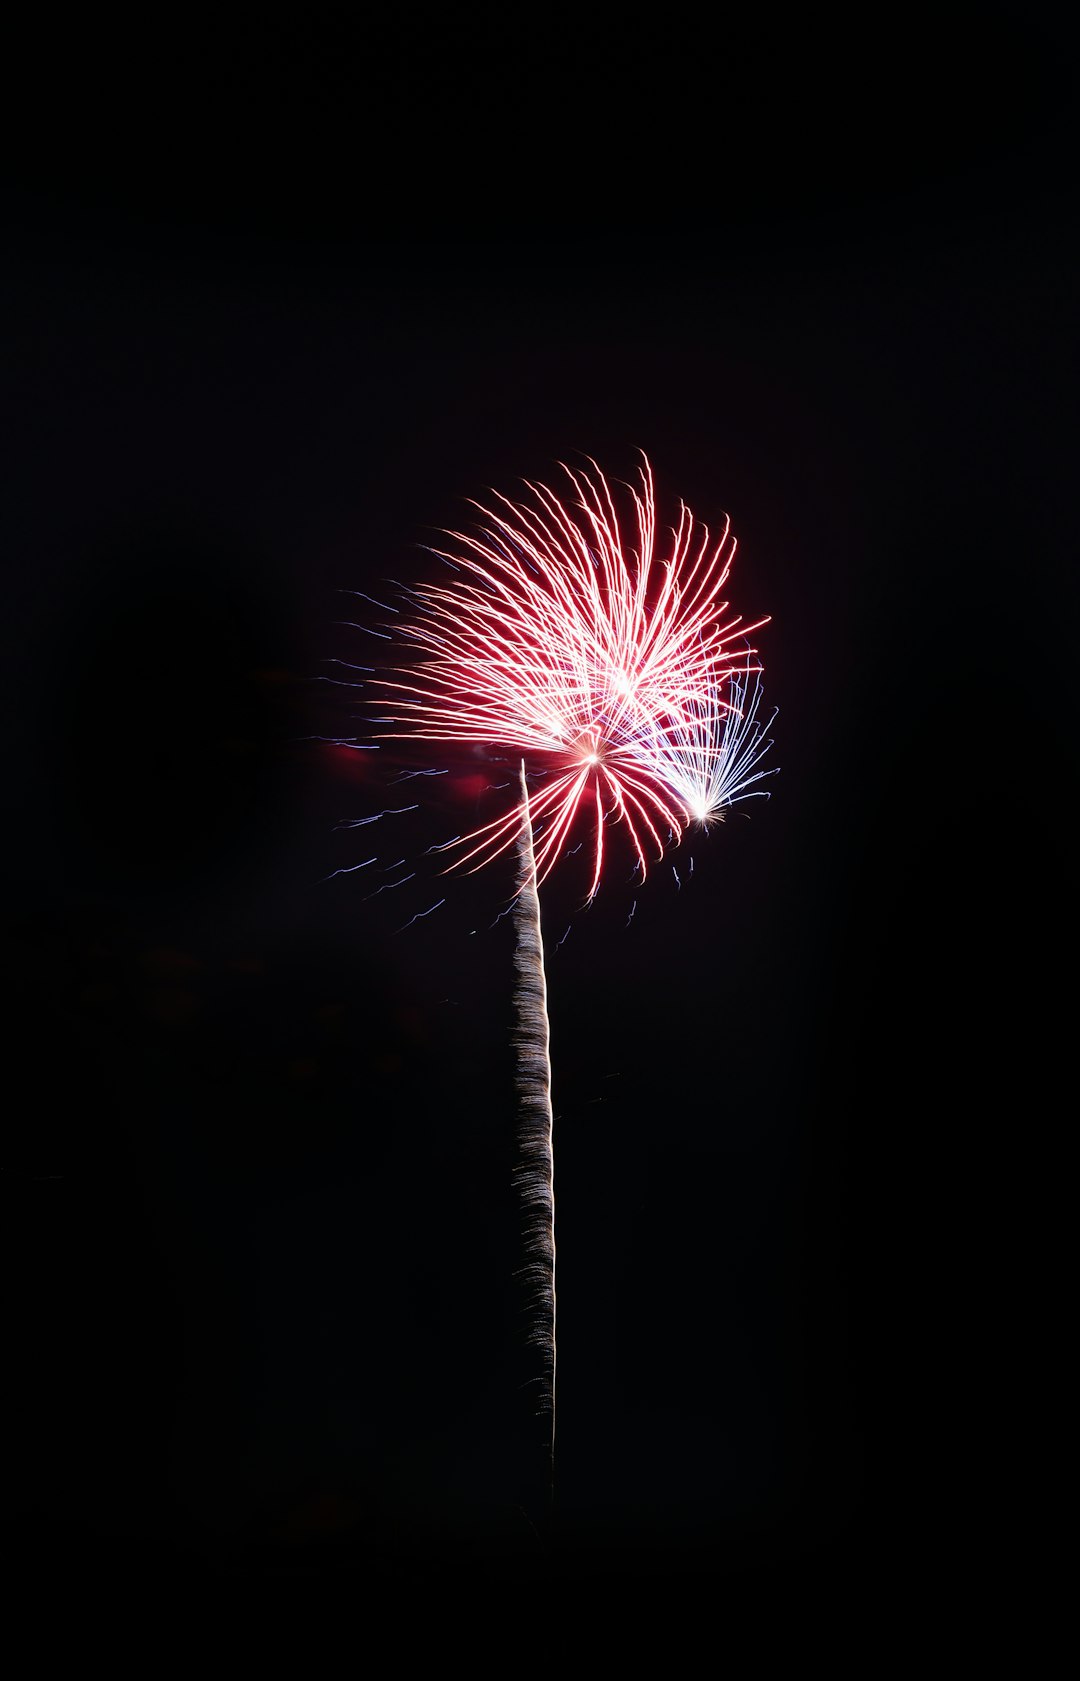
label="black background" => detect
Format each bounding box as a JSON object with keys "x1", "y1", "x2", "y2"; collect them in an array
[{"x1": 3, "y1": 5, "x2": 1073, "y2": 1609}]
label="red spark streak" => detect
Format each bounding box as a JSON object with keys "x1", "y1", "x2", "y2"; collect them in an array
[{"x1": 372, "y1": 454, "x2": 768, "y2": 896}]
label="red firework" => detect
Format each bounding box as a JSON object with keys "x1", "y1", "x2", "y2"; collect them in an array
[{"x1": 371, "y1": 453, "x2": 771, "y2": 899}]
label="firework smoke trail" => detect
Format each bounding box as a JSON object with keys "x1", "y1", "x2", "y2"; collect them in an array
[{"x1": 510, "y1": 761, "x2": 557, "y2": 1491}]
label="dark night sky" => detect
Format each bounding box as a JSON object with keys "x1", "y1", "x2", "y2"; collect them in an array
[{"x1": 2, "y1": 5, "x2": 1073, "y2": 1611}]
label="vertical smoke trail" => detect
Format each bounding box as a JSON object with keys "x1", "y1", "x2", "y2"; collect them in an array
[{"x1": 512, "y1": 758, "x2": 556, "y2": 1491}]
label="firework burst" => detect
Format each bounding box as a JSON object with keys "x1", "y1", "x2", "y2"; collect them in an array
[
  {"x1": 369, "y1": 453, "x2": 771, "y2": 900},
  {"x1": 634, "y1": 657, "x2": 778, "y2": 828},
  {"x1": 349, "y1": 454, "x2": 775, "y2": 1506}
]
